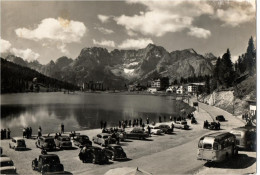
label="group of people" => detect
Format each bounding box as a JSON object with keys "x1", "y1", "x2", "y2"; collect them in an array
[
  {"x1": 23, "y1": 127, "x2": 33, "y2": 139},
  {"x1": 1, "y1": 128, "x2": 11, "y2": 139}
]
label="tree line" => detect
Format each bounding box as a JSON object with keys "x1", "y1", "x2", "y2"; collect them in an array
[{"x1": 1, "y1": 58, "x2": 79, "y2": 93}]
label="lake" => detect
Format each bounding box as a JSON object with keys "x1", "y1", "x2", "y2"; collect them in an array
[{"x1": 1, "y1": 92, "x2": 193, "y2": 136}]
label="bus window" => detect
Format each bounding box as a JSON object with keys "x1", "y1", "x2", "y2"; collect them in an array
[{"x1": 203, "y1": 143, "x2": 212, "y2": 149}]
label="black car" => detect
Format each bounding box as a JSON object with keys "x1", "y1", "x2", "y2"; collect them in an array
[
  {"x1": 125, "y1": 127, "x2": 149, "y2": 140},
  {"x1": 78, "y1": 146, "x2": 108, "y2": 164},
  {"x1": 36, "y1": 136, "x2": 56, "y2": 150},
  {"x1": 216, "y1": 115, "x2": 225, "y2": 121},
  {"x1": 73, "y1": 135, "x2": 92, "y2": 148},
  {"x1": 208, "y1": 122, "x2": 220, "y2": 130},
  {"x1": 103, "y1": 145, "x2": 127, "y2": 161},
  {"x1": 32, "y1": 154, "x2": 64, "y2": 174}
]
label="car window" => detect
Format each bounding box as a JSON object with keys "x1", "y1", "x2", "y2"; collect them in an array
[{"x1": 103, "y1": 136, "x2": 109, "y2": 139}]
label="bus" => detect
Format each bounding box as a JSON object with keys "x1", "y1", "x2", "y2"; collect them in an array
[
  {"x1": 197, "y1": 132, "x2": 238, "y2": 162},
  {"x1": 230, "y1": 125, "x2": 256, "y2": 150}
]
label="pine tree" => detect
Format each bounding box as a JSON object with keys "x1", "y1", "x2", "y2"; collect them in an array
[{"x1": 246, "y1": 36, "x2": 255, "y2": 75}]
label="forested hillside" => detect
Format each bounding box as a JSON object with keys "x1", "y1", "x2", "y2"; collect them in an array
[{"x1": 1, "y1": 58, "x2": 79, "y2": 93}]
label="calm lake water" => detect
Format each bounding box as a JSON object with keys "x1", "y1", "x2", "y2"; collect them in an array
[{"x1": 1, "y1": 92, "x2": 192, "y2": 137}]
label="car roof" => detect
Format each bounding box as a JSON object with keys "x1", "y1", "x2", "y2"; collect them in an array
[
  {"x1": 0, "y1": 157, "x2": 12, "y2": 162},
  {"x1": 12, "y1": 137, "x2": 24, "y2": 141}
]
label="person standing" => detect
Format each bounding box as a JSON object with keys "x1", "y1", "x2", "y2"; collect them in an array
[
  {"x1": 136, "y1": 119, "x2": 139, "y2": 126},
  {"x1": 170, "y1": 116, "x2": 172, "y2": 121},
  {"x1": 147, "y1": 125, "x2": 151, "y2": 136},
  {"x1": 140, "y1": 118, "x2": 142, "y2": 126},
  {"x1": 29, "y1": 127, "x2": 32, "y2": 138},
  {"x1": 159, "y1": 116, "x2": 162, "y2": 123},
  {"x1": 3, "y1": 129, "x2": 6, "y2": 139},
  {"x1": 164, "y1": 116, "x2": 166, "y2": 122},
  {"x1": 104, "y1": 121, "x2": 107, "y2": 129},
  {"x1": 146, "y1": 117, "x2": 149, "y2": 125},
  {"x1": 61, "y1": 123, "x2": 64, "y2": 134},
  {"x1": 119, "y1": 121, "x2": 121, "y2": 128},
  {"x1": 171, "y1": 123, "x2": 174, "y2": 132},
  {"x1": 38, "y1": 126, "x2": 42, "y2": 138},
  {"x1": 23, "y1": 128, "x2": 26, "y2": 138},
  {"x1": 129, "y1": 120, "x2": 132, "y2": 127},
  {"x1": 100, "y1": 121, "x2": 103, "y2": 129}
]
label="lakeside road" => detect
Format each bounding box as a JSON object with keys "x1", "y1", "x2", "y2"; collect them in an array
[{"x1": 0, "y1": 99, "x2": 255, "y2": 175}]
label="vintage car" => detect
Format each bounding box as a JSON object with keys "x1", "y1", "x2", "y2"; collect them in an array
[
  {"x1": 9, "y1": 137, "x2": 26, "y2": 150},
  {"x1": 103, "y1": 145, "x2": 127, "y2": 161},
  {"x1": 154, "y1": 124, "x2": 173, "y2": 134},
  {"x1": 32, "y1": 154, "x2": 64, "y2": 174},
  {"x1": 78, "y1": 146, "x2": 108, "y2": 164},
  {"x1": 73, "y1": 135, "x2": 92, "y2": 147},
  {"x1": 173, "y1": 121, "x2": 190, "y2": 130},
  {"x1": 0, "y1": 157, "x2": 16, "y2": 174},
  {"x1": 208, "y1": 122, "x2": 220, "y2": 130},
  {"x1": 216, "y1": 115, "x2": 226, "y2": 122},
  {"x1": 145, "y1": 125, "x2": 163, "y2": 135},
  {"x1": 125, "y1": 127, "x2": 149, "y2": 140},
  {"x1": 54, "y1": 136, "x2": 72, "y2": 149},
  {"x1": 230, "y1": 125, "x2": 256, "y2": 150},
  {"x1": 92, "y1": 133, "x2": 116, "y2": 147},
  {"x1": 36, "y1": 136, "x2": 56, "y2": 150}
]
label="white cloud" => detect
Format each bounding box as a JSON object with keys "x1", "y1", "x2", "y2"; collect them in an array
[
  {"x1": 188, "y1": 27, "x2": 211, "y2": 39},
  {"x1": 11, "y1": 48, "x2": 40, "y2": 62},
  {"x1": 15, "y1": 17, "x2": 87, "y2": 53},
  {"x1": 118, "y1": 38, "x2": 153, "y2": 49},
  {"x1": 0, "y1": 38, "x2": 12, "y2": 53},
  {"x1": 215, "y1": 1, "x2": 255, "y2": 27},
  {"x1": 97, "y1": 14, "x2": 112, "y2": 23},
  {"x1": 93, "y1": 39, "x2": 115, "y2": 47},
  {"x1": 95, "y1": 27, "x2": 114, "y2": 34},
  {"x1": 115, "y1": 1, "x2": 213, "y2": 37}
]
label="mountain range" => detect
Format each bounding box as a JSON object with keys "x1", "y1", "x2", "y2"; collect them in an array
[{"x1": 4, "y1": 44, "x2": 216, "y2": 89}]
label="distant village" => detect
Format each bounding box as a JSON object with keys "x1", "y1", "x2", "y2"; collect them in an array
[{"x1": 81, "y1": 77, "x2": 205, "y2": 95}]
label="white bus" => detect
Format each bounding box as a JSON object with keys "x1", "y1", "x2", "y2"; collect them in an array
[{"x1": 197, "y1": 132, "x2": 238, "y2": 162}]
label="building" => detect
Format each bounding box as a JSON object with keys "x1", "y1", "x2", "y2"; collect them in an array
[
  {"x1": 247, "y1": 100, "x2": 256, "y2": 116},
  {"x1": 166, "y1": 86, "x2": 178, "y2": 93},
  {"x1": 176, "y1": 86, "x2": 186, "y2": 94},
  {"x1": 82, "y1": 81, "x2": 104, "y2": 91},
  {"x1": 151, "y1": 77, "x2": 169, "y2": 90},
  {"x1": 187, "y1": 82, "x2": 205, "y2": 95}
]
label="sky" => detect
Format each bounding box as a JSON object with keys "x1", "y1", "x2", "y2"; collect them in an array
[{"x1": 0, "y1": 0, "x2": 256, "y2": 64}]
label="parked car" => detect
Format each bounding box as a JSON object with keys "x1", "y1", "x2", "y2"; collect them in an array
[
  {"x1": 145, "y1": 125, "x2": 163, "y2": 135},
  {"x1": 78, "y1": 146, "x2": 108, "y2": 164},
  {"x1": 9, "y1": 137, "x2": 26, "y2": 150},
  {"x1": 103, "y1": 145, "x2": 127, "y2": 161},
  {"x1": 54, "y1": 136, "x2": 72, "y2": 149},
  {"x1": 208, "y1": 122, "x2": 220, "y2": 130},
  {"x1": 173, "y1": 121, "x2": 190, "y2": 130},
  {"x1": 154, "y1": 124, "x2": 173, "y2": 134},
  {"x1": 230, "y1": 125, "x2": 256, "y2": 150},
  {"x1": 92, "y1": 133, "x2": 116, "y2": 147},
  {"x1": 32, "y1": 154, "x2": 64, "y2": 174},
  {"x1": 216, "y1": 115, "x2": 226, "y2": 122},
  {"x1": 0, "y1": 157, "x2": 16, "y2": 174},
  {"x1": 36, "y1": 136, "x2": 56, "y2": 150},
  {"x1": 73, "y1": 135, "x2": 92, "y2": 148},
  {"x1": 125, "y1": 127, "x2": 149, "y2": 140}
]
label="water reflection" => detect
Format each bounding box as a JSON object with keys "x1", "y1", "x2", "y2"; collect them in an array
[{"x1": 1, "y1": 93, "x2": 194, "y2": 137}]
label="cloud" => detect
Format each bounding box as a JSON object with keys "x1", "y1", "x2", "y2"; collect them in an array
[
  {"x1": 188, "y1": 27, "x2": 211, "y2": 39},
  {"x1": 93, "y1": 39, "x2": 115, "y2": 47},
  {"x1": 11, "y1": 48, "x2": 40, "y2": 62},
  {"x1": 15, "y1": 17, "x2": 87, "y2": 53},
  {"x1": 115, "y1": 1, "x2": 213, "y2": 37},
  {"x1": 95, "y1": 27, "x2": 114, "y2": 34},
  {"x1": 118, "y1": 38, "x2": 153, "y2": 49},
  {"x1": 97, "y1": 14, "x2": 112, "y2": 23},
  {"x1": 214, "y1": 1, "x2": 255, "y2": 27},
  {"x1": 0, "y1": 38, "x2": 12, "y2": 53}
]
